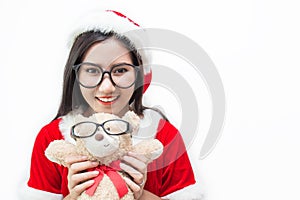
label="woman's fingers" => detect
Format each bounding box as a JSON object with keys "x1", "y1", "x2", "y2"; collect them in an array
[
  {"x1": 123, "y1": 176, "x2": 144, "y2": 199},
  {"x1": 120, "y1": 153, "x2": 149, "y2": 189},
  {"x1": 65, "y1": 155, "x2": 100, "y2": 196},
  {"x1": 69, "y1": 160, "x2": 99, "y2": 174},
  {"x1": 65, "y1": 155, "x2": 88, "y2": 167},
  {"x1": 128, "y1": 151, "x2": 152, "y2": 164},
  {"x1": 123, "y1": 176, "x2": 141, "y2": 191},
  {"x1": 70, "y1": 170, "x2": 99, "y2": 186},
  {"x1": 122, "y1": 155, "x2": 147, "y2": 173},
  {"x1": 120, "y1": 162, "x2": 144, "y2": 184},
  {"x1": 70, "y1": 179, "x2": 95, "y2": 197},
  {"x1": 68, "y1": 160, "x2": 98, "y2": 188}
]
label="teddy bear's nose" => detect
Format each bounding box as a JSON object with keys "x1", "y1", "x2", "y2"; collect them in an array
[{"x1": 95, "y1": 133, "x2": 104, "y2": 141}]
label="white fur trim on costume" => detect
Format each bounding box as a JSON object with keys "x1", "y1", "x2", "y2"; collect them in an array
[
  {"x1": 132, "y1": 108, "x2": 163, "y2": 145},
  {"x1": 59, "y1": 111, "x2": 79, "y2": 144},
  {"x1": 162, "y1": 183, "x2": 204, "y2": 200},
  {"x1": 19, "y1": 184, "x2": 63, "y2": 200}
]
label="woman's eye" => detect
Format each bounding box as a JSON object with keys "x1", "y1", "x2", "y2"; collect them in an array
[
  {"x1": 112, "y1": 67, "x2": 128, "y2": 74},
  {"x1": 86, "y1": 68, "x2": 100, "y2": 74}
]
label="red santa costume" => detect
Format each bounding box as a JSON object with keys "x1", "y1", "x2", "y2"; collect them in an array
[{"x1": 21, "y1": 10, "x2": 202, "y2": 200}]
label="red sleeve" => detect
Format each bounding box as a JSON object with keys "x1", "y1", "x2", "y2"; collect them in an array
[
  {"x1": 145, "y1": 119, "x2": 196, "y2": 197},
  {"x1": 27, "y1": 119, "x2": 67, "y2": 195}
]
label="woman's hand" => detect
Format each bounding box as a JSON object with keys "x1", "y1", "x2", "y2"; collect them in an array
[
  {"x1": 64, "y1": 155, "x2": 100, "y2": 199},
  {"x1": 120, "y1": 152, "x2": 151, "y2": 199}
]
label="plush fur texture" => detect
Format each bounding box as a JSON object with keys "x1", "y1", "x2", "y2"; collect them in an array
[{"x1": 45, "y1": 111, "x2": 163, "y2": 200}]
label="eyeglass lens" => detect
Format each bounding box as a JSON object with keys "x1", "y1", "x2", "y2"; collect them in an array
[{"x1": 76, "y1": 63, "x2": 136, "y2": 88}]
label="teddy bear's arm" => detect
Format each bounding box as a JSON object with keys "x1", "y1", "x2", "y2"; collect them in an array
[
  {"x1": 131, "y1": 139, "x2": 163, "y2": 160},
  {"x1": 45, "y1": 140, "x2": 79, "y2": 167}
]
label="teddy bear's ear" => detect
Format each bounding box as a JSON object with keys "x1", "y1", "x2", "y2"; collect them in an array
[
  {"x1": 74, "y1": 113, "x2": 97, "y2": 124},
  {"x1": 122, "y1": 111, "x2": 140, "y2": 135},
  {"x1": 45, "y1": 140, "x2": 78, "y2": 167},
  {"x1": 94, "y1": 112, "x2": 119, "y2": 123}
]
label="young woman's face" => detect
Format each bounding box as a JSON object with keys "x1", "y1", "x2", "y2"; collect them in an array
[{"x1": 79, "y1": 37, "x2": 135, "y2": 117}]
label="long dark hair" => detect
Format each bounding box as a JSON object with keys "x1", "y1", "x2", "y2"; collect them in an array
[{"x1": 54, "y1": 31, "x2": 146, "y2": 119}]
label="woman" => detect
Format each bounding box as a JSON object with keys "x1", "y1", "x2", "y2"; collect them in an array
[{"x1": 25, "y1": 10, "x2": 196, "y2": 199}]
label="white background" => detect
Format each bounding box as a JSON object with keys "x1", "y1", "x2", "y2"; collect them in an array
[{"x1": 1, "y1": 0, "x2": 300, "y2": 199}]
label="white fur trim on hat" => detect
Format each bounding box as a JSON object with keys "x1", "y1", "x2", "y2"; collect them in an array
[{"x1": 67, "y1": 10, "x2": 141, "y2": 48}]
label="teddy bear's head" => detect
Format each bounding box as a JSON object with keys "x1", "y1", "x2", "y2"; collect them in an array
[
  {"x1": 72, "y1": 111, "x2": 140, "y2": 165},
  {"x1": 45, "y1": 111, "x2": 140, "y2": 166}
]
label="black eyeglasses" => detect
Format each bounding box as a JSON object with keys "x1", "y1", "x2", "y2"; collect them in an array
[
  {"x1": 71, "y1": 119, "x2": 131, "y2": 138},
  {"x1": 73, "y1": 62, "x2": 139, "y2": 88}
]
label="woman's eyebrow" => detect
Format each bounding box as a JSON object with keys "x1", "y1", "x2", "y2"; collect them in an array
[{"x1": 111, "y1": 62, "x2": 134, "y2": 67}]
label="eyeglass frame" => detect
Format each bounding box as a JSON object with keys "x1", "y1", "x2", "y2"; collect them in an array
[
  {"x1": 72, "y1": 62, "x2": 140, "y2": 89},
  {"x1": 70, "y1": 119, "x2": 131, "y2": 139}
]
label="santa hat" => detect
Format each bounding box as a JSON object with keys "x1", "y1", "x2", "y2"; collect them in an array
[{"x1": 67, "y1": 10, "x2": 152, "y2": 93}]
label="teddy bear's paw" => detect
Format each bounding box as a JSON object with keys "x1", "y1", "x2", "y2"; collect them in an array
[{"x1": 45, "y1": 140, "x2": 78, "y2": 166}]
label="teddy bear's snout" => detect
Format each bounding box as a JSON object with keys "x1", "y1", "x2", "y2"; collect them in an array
[{"x1": 95, "y1": 133, "x2": 104, "y2": 141}]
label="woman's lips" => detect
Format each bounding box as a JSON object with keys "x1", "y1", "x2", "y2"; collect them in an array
[{"x1": 96, "y1": 96, "x2": 119, "y2": 105}]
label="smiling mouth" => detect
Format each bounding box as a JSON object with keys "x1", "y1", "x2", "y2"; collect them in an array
[{"x1": 96, "y1": 96, "x2": 119, "y2": 104}]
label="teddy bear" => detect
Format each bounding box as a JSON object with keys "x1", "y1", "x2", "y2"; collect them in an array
[{"x1": 45, "y1": 110, "x2": 163, "y2": 200}]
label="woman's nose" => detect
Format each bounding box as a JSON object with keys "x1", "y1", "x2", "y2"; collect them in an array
[{"x1": 98, "y1": 74, "x2": 115, "y2": 93}]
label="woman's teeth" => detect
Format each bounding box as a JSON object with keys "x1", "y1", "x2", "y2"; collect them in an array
[{"x1": 98, "y1": 96, "x2": 118, "y2": 102}]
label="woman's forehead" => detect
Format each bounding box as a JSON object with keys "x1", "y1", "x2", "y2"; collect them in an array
[{"x1": 83, "y1": 38, "x2": 132, "y2": 68}]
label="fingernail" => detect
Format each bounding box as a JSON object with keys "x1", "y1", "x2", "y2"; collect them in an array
[
  {"x1": 92, "y1": 162, "x2": 99, "y2": 166},
  {"x1": 87, "y1": 180, "x2": 95, "y2": 185},
  {"x1": 119, "y1": 162, "x2": 125, "y2": 170},
  {"x1": 123, "y1": 156, "x2": 129, "y2": 161},
  {"x1": 128, "y1": 152, "x2": 138, "y2": 156},
  {"x1": 92, "y1": 170, "x2": 99, "y2": 175}
]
